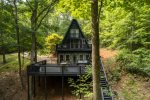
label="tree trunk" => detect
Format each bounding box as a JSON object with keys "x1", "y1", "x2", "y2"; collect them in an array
[
  {"x1": 1, "y1": 33, "x2": 6, "y2": 64},
  {"x1": 0, "y1": 32, "x2": 6, "y2": 64},
  {"x1": 0, "y1": 0, "x2": 6, "y2": 64},
  {"x1": 13, "y1": 0, "x2": 24, "y2": 89},
  {"x1": 91, "y1": 0, "x2": 101, "y2": 100},
  {"x1": 27, "y1": 0, "x2": 58, "y2": 63},
  {"x1": 31, "y1": 30, "x2": 37, "y2": 63},
  {"x1": 2, "y1": 45, "x2": 6, "y2": 64},
  {"x1": 31, "y1": 0, "x2": 38, "y2": 63}
]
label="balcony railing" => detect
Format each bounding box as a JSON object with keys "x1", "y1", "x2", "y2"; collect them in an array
[
  {"x1": 27, "y1": 63, "x2": 87, "y2": 76},
  {"x1": 56, "y1": 44, "x2": 92, "y2": 51}
]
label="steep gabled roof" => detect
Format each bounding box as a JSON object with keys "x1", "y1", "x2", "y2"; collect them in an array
[{"x1": 62, "y1": 19, "x2": 88, "y2": 44}]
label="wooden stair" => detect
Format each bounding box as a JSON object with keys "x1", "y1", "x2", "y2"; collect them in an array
[{"x1": 100, "y1": 58, "x2": 113, "y2": 100}]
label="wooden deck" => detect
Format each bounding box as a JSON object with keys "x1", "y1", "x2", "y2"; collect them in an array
[
  {"x1": 28, "y1": 63, "x2": 87, "y2": 76},
  {"x1": 27, "y1": 59, "x2": 113, "y2": 100},
  {"x1": 27, "y1": 60, "x2": 90, "y2": 100}
]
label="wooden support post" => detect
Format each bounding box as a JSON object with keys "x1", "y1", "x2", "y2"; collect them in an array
[
  {"x1": 79, "y1": 66, "x2": 82, "y2": 99},
  {"x1": 44, "y1": 65, "x2": 47, "y2": 100},
  {"x1": 27, "y1": 76, "x2": 32, "y2": 100},
  {"x1": 38, "y1": 76, "x2": 40, "y2": 87},
  {"x1": 62, "y1": 66, "x2": 64, "y2": 100},
  {"x1": 33, "y1": 76, "x2": 36, "y2": 97},
  {"x1": 27, "y1": 65, "x2": 32, "y2": 100},
  {"x1": 27, "y1": 72, "x2": 30, "y2": 100},
  {"x1": 31, "y1": 76, "x2": 33, "y2": 96}
]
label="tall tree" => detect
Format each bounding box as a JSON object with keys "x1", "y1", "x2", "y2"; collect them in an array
[
  {"x1": 26, "y1": 0, "x2": 58, "y2": 63},
  {"x1": 0, "y1": 0, "x2": 6, "y2": 63},
  {"x1": 0, "y1": 32, "x2": 6, "y2": 64},
  {"x1": 13, "y1": 0, "x2": 24, "y2": 88},
  {"x1": 91, "y1": 0, "x2": 101, "y2": 99}
]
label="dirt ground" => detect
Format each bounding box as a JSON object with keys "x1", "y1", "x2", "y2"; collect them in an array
[
  {"x1": 99, "y1": 48, "x2": 117, "y2": 60},
  {"x1": 0, "y1": 72, "x2": 81, "y2": 100},
  {"x1": 33, "y1": 76, "x2": 79, "y2": 100},
  {"x1": 0, "y1": 71, "x2": 27, "y2": 100},
  {"x1": 111, "y1": 73, "x2": 150, "y2": 100}
]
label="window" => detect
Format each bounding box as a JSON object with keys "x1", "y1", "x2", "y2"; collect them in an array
[
  {"x1": 82, "y1": 39, "x2": 86, "y2": 44},
  {"x1": 71, "y1": 40, "x2": 79, "y2": 48},
  {"x1": 63, "y1": 45, "x2": 67, "y2": 48},
  {"x1": 86, "y1": 55, "x2": 89, "y2": 60},
  {"x1": 81, "y1": 39, "x2": 86, "y2": 48},
  {"x1": 75, "y1": 43, "x2": 78, "y2": 48},
  {"x1": 80, "y1": 55, "x2": 83, "y2": 61},
  {"x1": 60, "y1": 55, "x2": 64, "y2": 63},
  {"x1": 75, "y1": 29, "x2": 79, "y2": 34},
  {"x1": 70, "y1": 29, "x2": 79, "y2": 38},
  {"x1": 66, "y1": 55, "x2": 70, "y2": 62}
]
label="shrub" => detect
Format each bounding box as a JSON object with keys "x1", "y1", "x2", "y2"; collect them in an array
[
  {"x1": 68, "y1": 66, "x2": 93, "y2": 99},
  {"x1": 104, "y1": 58, "x2": 122, "y2": 82},
  {"x1": 45, "y1": 33, "x2": 63, "y2": 54},
  {"x1": 116, "y1": 48, "x2": 150, "y2": 76}
]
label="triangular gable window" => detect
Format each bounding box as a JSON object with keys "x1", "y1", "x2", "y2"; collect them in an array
[{"x1": 70, "y1": 29, "x2": 79, "y2": 38}]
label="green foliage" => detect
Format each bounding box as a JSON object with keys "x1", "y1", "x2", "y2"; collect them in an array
[
  {"x1": 57, "y1": 0, "x2": 91, "y2": 20},
  {"x1": 110, "y1": 68, "x2": 121, "y2": 82},
  {"x1": 0, "y1": 0, "x2": 149, "y2": 77},
  {"x1": 68, "y1": 66, "x2": 93, "y2": 98},
  {"x1": 0, "y1": 1, "x2": 17, "y2": 53},
  {"x1": 104, "y1": 58, "x2": 122, "y2": 83},
  {"x1": 99, "y1": 0, "x2": 150, "y2": 76},
  {"x1": 101, "y1": 1, "x2": 150, "y2": 49},
  {"x1": 45, "y1": 33, "x2": 63, "y2": 54},
  {"x1": 114, "y1": 73, "x2": 150, "y2": 100},
  {"x1": 0, "y1": 53, "x2": 30, "y2": 73},
  {"x1": 117, "y1": 48, "x2": 150, "y2": 76},
  {"x1": 41, "y1": 12, "x2": 71, "y2": 36}
]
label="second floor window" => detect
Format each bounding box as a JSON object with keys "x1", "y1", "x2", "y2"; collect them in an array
[
  {"x1": 60, "y1": 55, "x2": 64, "y2": 63},
  {"x1": 80, "y1": 55, "x2": 83, "y2": 61},
  {"x1": 66, "y1": 55, "x2": 70, "y2": 62},
  {"x1": 71, "y1": 40, "x2": 79, "y2": 48},
  {"x1": 86, "y1": 54, "x2": 89, "y2": 60},
  {"x1": 70, "y1": 29, "x2": 79, "y2": 38}
]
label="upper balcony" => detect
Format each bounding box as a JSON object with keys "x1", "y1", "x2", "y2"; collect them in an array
[{"x1": 56, "y1": 44, "x2": 92, "y2": 52}]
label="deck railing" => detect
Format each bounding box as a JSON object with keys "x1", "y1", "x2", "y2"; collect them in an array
[
  {"x1": 56, "y1": 44, "x2": 92, "y2": 51},
  {"x1": 27, "y1": 62, "x2": 87, "y2": 76}
]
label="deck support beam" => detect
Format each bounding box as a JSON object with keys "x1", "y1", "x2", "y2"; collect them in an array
[
  {"x1": 62, "y1": 66, "x2": 64, "y2": 100},
  {"x1": 27, "y1": 65, "x2": 31, "y2": 100},
  {"x1": 44, "y1": 65, "x2": 47, "y2": 100},
  {"x1": 27, "y1": 73, "x2": 30, "y2": 100},
  {"x1": 33, "y1": 76, "x2": 36, "y2": 97},
  {"x1": 79, "y1": 66, "x2": 82, "y2": 99},
  {"x1": 38, "y1": 76, "x2": 40, "y2": 87}
]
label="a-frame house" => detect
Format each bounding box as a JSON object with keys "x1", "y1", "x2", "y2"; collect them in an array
[{"x1": 56, "y1": 19, "x2": 92, "y2": 65}]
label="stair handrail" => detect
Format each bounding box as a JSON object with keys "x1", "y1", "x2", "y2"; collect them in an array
[
  {"x1": 99, "y1": 57, "x2": 114, "y2": 100},
  {"x1": 99, "y1": 57, "x2": 108, "y2": 82}
]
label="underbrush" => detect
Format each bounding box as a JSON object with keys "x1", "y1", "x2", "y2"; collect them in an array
[
  {"x1": 116, "y1": 48, "x2": 150, "y2": 77},
  {"x1": 68, "y1": 66, "x2": 93, "y2": 99},
  {"x1": 0, "y1": 53, "x2": 30, "y2": 73},
  {"x1": 104, "y1": 58, "x2": 122, "y2": 84},
  {"x1": 38, "y1": 49, "x2": 49, "y2": 55},
  {"x1": 104, "y1": 56, "x2": 150, "y2": 100}
]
